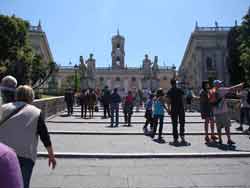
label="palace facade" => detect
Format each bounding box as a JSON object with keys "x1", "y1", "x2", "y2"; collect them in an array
[
  {"x1": 55, "y1": 31, "x2": 176, "y2": 93},
  {"x1": 178, "y1": 22, "x2": 233, "y2": 92}
]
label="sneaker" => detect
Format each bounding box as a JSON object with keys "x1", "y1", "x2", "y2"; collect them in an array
[
  {"x1": 173, "y1": 139, "x2": 179, "y2": 144},
  {"x1": 236, "y1": 126, "x2": 243, "y2": 131},
  {"x1": 181, "y1": 137, "x2": 187, "y2": 144},
  {"x1": 227, "y1": 140, "x2": 236, "y2": 145},
  {"x1": 211, "y1": 135, "x2": 218, "y2": 141},
  {"x1": 218, "y1": 139, "x2": 223, "y2": 145},
  {"x1": 205, "y1": 136, "x2": 210, "y2": 143}
]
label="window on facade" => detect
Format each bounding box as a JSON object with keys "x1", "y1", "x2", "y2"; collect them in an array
[
  {"x1": 206, "y1": 57, "x2": 213, "y2": 70},
  {"x1": 116, "y1": 57, "x2": 121, "y2": 62},
  {"x1": 132, "y1": 77, "x2": 136, "y2": 82},
  {"x1": 163, "y1": 76, "x2": 167, "y2": 80},
  {"x1": 116, "y1": 77, "x2": 120, "y2": 81},
  {"x1": 99, "y1": 77, "x2": 104, "y2": 81},
  {"x1": 116, "y1": 44, "x2": 120, "y2": 49}
]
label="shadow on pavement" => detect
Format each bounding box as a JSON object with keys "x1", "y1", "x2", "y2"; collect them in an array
[
  {"x1": 153, "y1": 138, "x2": 166, "y2": 144},
  {"x1": 169, "y1": 141, "x2": 191, "y2": 147}
]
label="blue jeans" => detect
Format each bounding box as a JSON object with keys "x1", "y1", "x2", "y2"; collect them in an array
[
  {"x1": 152, "y1": 114, "x2": 164, "y2": 138},
  {"x1": 111, "y1": 103, "x2": 119, "y2": 127},
  {"x1": 18, "y1": 156, "x2": 34, "y2": 188}
]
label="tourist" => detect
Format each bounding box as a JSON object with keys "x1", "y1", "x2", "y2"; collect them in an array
[
  {"x1": 0, "y1": 143, "x2": 23, "y2": 188},
  {"x1": 143, "y1": 93, "x2": 154, "y2": 134},
  {"x1": 211, "y1": 80, "x2": 243, "y2": 145},
  {"x1": 166, "y1": 79, "x2": 186, "y2": 144},
  {"x1": 110, "y1": 88, "x2": 121, "y2": 127},
  {"x1": 1, "y1": 75, "x2": 18, "y2": 104},
  {"x1": 134, "y1": 90, "x2": 141, "y2": 112},
  {"x1": 0, "y1": 85, "x2": 56, "y2": 188},
  {"x1": 79, "y1": 89, "x2": 88, "y2": 118},
  {"x1": 101, "y1": 86, "x2": 111, "y2": 119},
  {"x1": 151, "y1": 88, "x2": 167, "y2": 141},
  {"x1": 123, "y1": 91, "x2": 134, "y2": 126},
  {"x1": 185, "y1": 87, "x2": 194, "y2": 112},
  {"x1": 236, "y1": 85, "x2": 250, "y2": 132},
  {"x1": 64, "y1": 87, "x2": 74, "y2": 116},
  {"x1": 200, "y1": 80, "x2": 217, "y2": 143},
  {"x1": 88, "y1": 89, "x2": 97, "y2": 118}
]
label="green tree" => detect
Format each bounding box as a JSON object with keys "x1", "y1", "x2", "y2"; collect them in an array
[
  {"x1": 0, "y1": 14, "x2": 57, "y2": 87},
  {"x1": 227, "y1": 9, "x2": 250, "y2": 85},
  {"x1": 227, "y1": 27, "x2": 245, "y2": 84},
  {"x1": 238, "y1": 11, "x2": 250, "y2": 85}
]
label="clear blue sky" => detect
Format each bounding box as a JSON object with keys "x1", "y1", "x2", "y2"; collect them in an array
[{"x1": 0, "y1": 0, "x2": 249, "y2": 68}]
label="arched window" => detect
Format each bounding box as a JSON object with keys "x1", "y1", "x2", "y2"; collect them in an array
[
  {"x1": 116, "y1": 57, "x2": 121, "y2": 62},
  {"x1": 206, "y1": 57, "x2": 213, "y2": 70}
]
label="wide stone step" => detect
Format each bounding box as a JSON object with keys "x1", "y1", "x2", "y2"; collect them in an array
[{"x1": 38, "y1": 134, "x2": 250, "y2": 157}]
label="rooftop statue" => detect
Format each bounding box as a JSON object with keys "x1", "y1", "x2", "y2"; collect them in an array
[
  {"x1": 142, "y1": 54, "x2": 152, "y2": 77},
  {"x1": 152, "y1": 56, "x2": 159, "y2": 78},
  {"x1": 79, "y1": 56, "x2": 87, "y2": 79},
  {"x1": 86, "y1": 53, "x2": 96, "y2": 79}
]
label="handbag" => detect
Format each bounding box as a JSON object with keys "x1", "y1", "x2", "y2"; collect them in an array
[{"x1": 0, "y1": 104, "x2": 26, "y2": 127}]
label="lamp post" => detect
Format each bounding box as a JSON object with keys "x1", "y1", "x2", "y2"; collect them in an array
[{"x1": 74, "y1": 64, "x2": 78, "y2": 93}]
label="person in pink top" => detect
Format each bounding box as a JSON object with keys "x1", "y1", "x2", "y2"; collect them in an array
[
  {"x1": 211, "y1": 80, "x2": 244, "y2": 145},
  {"x1": 0, "y1": 142, "x2": 23, "y2": 188}
]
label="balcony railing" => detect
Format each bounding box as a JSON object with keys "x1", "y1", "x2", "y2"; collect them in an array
[
  {"x1": 195, "y1": 26, "x2": 232, "y2": 32},
  {"x1": 29, "y1": 26, "x2": 42, "y2": 32},
  {"x1": 59, "y1": 66, "x2": 175, "y2": 71}
]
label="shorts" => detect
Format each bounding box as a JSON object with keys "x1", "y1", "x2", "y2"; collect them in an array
[{"x1": 215, "y1": 113, "x2": 231, "y2": 129}]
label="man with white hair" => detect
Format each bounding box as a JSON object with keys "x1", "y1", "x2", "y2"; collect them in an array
[{"x1": 1, "y1": 75, "x2": 18, "y2": 104}]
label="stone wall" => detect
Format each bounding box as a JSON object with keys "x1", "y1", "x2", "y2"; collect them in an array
[
  {"x1": 191, "y1": 98, "x2": 240, "y2": 121},
  {"x1": 33, "y1": 96, "x2": 65, "y2": 118}
]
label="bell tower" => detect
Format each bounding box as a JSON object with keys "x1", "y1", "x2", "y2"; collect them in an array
[{"x1": 111, "y1": 29, "x2": 125, "y2": 69}]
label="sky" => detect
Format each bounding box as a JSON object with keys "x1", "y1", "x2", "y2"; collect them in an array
[{"x1": 0, "y1": 0, "x2": 249, "y2": 68}]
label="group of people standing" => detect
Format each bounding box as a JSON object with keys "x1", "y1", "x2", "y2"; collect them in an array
[
  {"x1": 143, "y1": 79, "x2": 186, "y2": 143},
  {"x1": 64, "y1": 88, "x2": 97, "y2": 118},
  {"x1": 200, "y1": 80, "x2": 247, "y2": 145},
  {"x1": 143, "y1": 79, "x2": 248, "y2": 145}
]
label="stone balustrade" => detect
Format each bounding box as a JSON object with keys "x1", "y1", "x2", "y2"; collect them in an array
[{"x1": 33, "y1": 96, "x2": 65, "y2": 118}]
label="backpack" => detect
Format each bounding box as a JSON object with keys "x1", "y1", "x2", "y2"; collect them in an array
[{"x1": 247, "y1": 91, "x2": 250, "y2": 105}]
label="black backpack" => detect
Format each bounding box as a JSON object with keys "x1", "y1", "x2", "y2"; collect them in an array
[{"x1": 247, "y1": 91, "x2": 250, "y2": 105}]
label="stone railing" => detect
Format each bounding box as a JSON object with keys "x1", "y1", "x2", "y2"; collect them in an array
[
  {"x1": 33, "y1": 96, "x2": 65, "y2": 118},
  {"x1": 191, "y1": 98, "x2": 240, "y2": 121}
]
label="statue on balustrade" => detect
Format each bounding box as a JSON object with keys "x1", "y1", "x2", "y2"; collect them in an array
[
  {"x1": 142, "y1": 54, "x2": 152, "y2": 78},
  {"x1": 79, "y1": 56, "x2": 88, "y2": 90},
  {"x1": 151, "y1": 56, "x2": 160, "y2": 91},
  {"x1": 85, "y1": 53, "x2": 96, "y2": 89},
  {"x1": 152, "y1": 56, "x2": 159, "y2": 79}
]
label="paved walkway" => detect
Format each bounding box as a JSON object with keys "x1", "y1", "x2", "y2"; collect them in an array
[
  {"x1": 31, "y1": 106, "x2": 250, "y2": 188},
  {"x1": 31, "y1": 158, "x2": 250, "y2": 188}
]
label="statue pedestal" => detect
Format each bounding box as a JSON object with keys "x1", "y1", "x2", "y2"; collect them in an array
[{"x1": 80, "y1": 78, "x2": 96, "y2": 90}]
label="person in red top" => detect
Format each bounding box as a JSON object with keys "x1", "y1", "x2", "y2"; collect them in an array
[{"x1": 123, "y1": 91, "x2": 134, "y2": 126}]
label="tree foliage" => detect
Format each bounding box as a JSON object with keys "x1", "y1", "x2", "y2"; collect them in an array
[
  {"x1": 228, "y1": 10, "x2": 250, "y2": 85},
  {"x1": 0, "y1": 14, "x2": 57, "y2": 87},
  {"x1": 227, "y1": 27, "x2": 245, "y2": 84}
]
